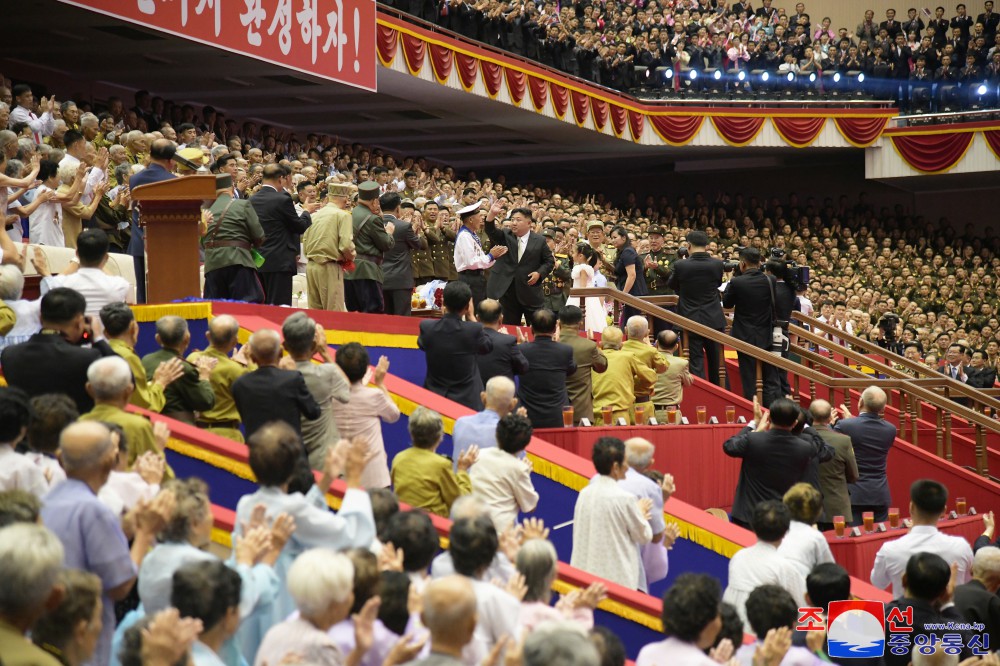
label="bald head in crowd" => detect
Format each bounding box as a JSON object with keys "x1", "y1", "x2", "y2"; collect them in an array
[
  {"x1": 480, "y1": 375, "x2": 517, "y2": 416},
  {"x1": 155, "y1": 315, "x2": 190, "y2": 354},
  {"x1": 58, "y1": 421, "x2": 115, "y2": 491},
  {"x1": 808, "y1": 399, "x2": 833, "y2": 425},
  {"x1": 860, "y1": 386, "x2": 887, "y2": 414},
  {"x1": 624, "y1": 437, "x2": 655, "y2": 473},
  {"x1": 248, "y1": 328, "x2": 282, "y2": 366},
  {"x1": 421, "y1": 576, "x2": 478, "y2": 657},
  {"x1": 206, "y1": 314, "x2": 241, "y2": 353},
  {"x1": 656, "y1": 329, "x2": 679, "y2": 352}
]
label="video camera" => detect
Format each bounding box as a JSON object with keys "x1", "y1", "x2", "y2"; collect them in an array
[
  {"x1": 878, "y1": 312, "x2": 901, "y2": 343},
  {"x1": 768, "y1": 248, "x2": 809, "y2": 292}
]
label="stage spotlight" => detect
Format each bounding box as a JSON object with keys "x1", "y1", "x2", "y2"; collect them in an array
[
  {"x1": 690, "y1": 70, "x2": 699, "y2": 80},
  {"x1": 714, "y1": 69, "x2": 722, "y2": 80},
  {"x1": 762, "y1": 71, "x2": 770, "y2": 82},
  {"x1": 978, "y1": 84, "x2": 988, "y2": 95},
  {"x1": 786, "y1": 72, "x2": 795, "y2": 82},
  {"x1": 738, "y1": 70, "x2": 746, "y2": 81},
  {"x1": 808, "y1": 73, "x2": 816, "y2": 83},
  {"x1": 833, "y1": 72, "x2": 841, "y2": 83},
  {"x1": 664, "y1": 68, "x2": 673, "y2": 81},
  {"x1": 858, "y1": 73, "x2": 865, "y2": 83}
]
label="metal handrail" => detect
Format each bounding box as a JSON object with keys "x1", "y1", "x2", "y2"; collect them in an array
[{"x1": 573, "y1": 287, "x2": 1000, "y2": 476}]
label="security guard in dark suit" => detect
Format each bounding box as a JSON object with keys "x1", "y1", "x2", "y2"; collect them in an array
[{"x1": 542, "y1": 229, "x2": 572, "y2": 314}]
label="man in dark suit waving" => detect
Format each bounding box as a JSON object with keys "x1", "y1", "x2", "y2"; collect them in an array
[
  {"x1": 251, "y1": 163, "x2": 315, "y2": 305},
  {"x1": 475, "y1": 298, "x2": 529, "y2": 386},
  {"x1": 723, "y1": 246, "x2": 782, "y2": 407},
  {"x1": 418, "y1": 281, "x2": 493, "y2": 411},
  {"x1": 484, "y1": 203, "x2": 554, "y2": 326},
  {"x1": 666, "y1": 230, "x2": 725, "y2": 385}
]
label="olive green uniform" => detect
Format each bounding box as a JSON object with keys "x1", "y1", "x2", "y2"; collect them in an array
[
  {"x1": 187, "y1": 347, "x2": 252, "y2": 443},
  {"x1": 140, "y1": 349, "x2": 215, "y2": 424},
  {"x1": 109, "y1": 338, "x2": 167, "y2": 413},
  {"x1": 643, "y1": 249, "x2": 673, "y2": 295},
  {"x1": 543, "y1": 253, "x2": 573, "y2": 313}
]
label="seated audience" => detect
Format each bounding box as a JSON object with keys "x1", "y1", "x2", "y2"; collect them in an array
[
  {"x1": 871, "y1": 479, "x2": 974, "y2": 598},
  {"x1": 571, "y1": 437, "x2": 653, "y2": 589},
  {"x1": 451, "y1": 375, "x2": 518, "y2": 471},
  {"x1": 469, "y1": 413, "x2": 538, "y2": 531},
  {"x1": 778, "y1": 483, "x2": 835, "y2": 578},
  {"x1": 516, "y1": 309, "x2": 577, "y2": 428},
  {"x1": 31, "y1": 569, "x2": 104, "y2": 666},
  {"x1": 557, "y1": 305, "x2": 608, "y2": 425},
  {"x1": 281, "y1": 312, "x2": 351, "y2": 469},
  {"x1": 141, "y1": 315, "x2": 216, "y2": 425},
  {"x1": 232, "y1": 328, "x2": 320, "y2": 441},
  {"x1": 591, "y1": 326, "x2": 657, "y2": 425},
  {"x1": 516, "y1": 537, "x2": 603, "y2": 632},
  {"x1": 171, "y1": 560, "x2": 243, "y2": 666},
  {"x1": 186, "y1": 314, "x2": 252, "y2": 443},
  {"x1": 0, "y1": 523, "x2": 66, "y2": 666},
  {"x1": 636, "y1": 573, "x2": 725, "y2": 666},
  {"x1": 0, "y1": 386, "x2": 47, "y2": 497},
  {"x1": 723, "y1": 500, "x2": 806, "y2": 632},
  {"x1": 393, "y1": 406, "x2": 476, "y2": 518},
  {"x1": 331, "y1": 342, "x2": 401, "y2": 488},
  {"x1": 101, "y1": 303, "x2": 183, "y2": 413}
]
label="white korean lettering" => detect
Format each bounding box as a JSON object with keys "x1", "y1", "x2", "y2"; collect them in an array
[
  {"x1": 138, "y1": 0, "x2": 156, "y2": 14},
  {"x1": 268, "y1": 0, "x2": 293, "y2": 54},
  {"x1": 296, "y1": 0, "x2": 323, "y2": 64},
  {"x1": 322, "y1": 0, "x2": 347, "y2": 71},
  {"x1": 240, "y1": 0, "x2": 266, "y2": 46},
  {"x1": 196, "y1": 0, "x2": 222, "y2": 37}
]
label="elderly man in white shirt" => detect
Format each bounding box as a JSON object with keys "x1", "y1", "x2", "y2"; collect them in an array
[
  {"x1": 723, "y1": 500, "x2": 807, "y2": 634},
  {"x1": 470, "y1": 413, "x2": 538, "y2": 532},
  {"x1": 58, "y1": 130, "x2": 108, "y2": 206},
  {"x1": 778, "y1": 483, "x2": 835, "y2": 578},
  {"x1": 0, "y1": 385, "x2": 48, "y2": 497},
  {"x1": 571, "y1": 437, "x2": 653, "y2": 590},
  {"x1": 871, "y1": 479, "x2": 974, "y2": 598}
]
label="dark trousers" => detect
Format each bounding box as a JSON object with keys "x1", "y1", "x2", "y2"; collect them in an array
[
  {"x1": 383, "y1": 289, "x2": 412, "y2": 316},
  {"x1": 458, "y1": 271, "x2": 487, "y2": 307},
  {"x1": 850, "y1": 504, "x2": 889, "y2": 526},
  {"x1": 133, "y1": 255, "x2": 146, "y2": 304},
  {"x1": 260, "y1": 271, "x2": 293, "y2": 306},
  {"x1": 499, "y1": 286, "x2": 538, "y2": 327},
  {"x1": 687, "y1": 332, "x2": 721, "y2": 385},
  {"x1": 204, "y1": 265, "x2": 265, "y2": 303},
  {"x1": 619, "y1": 304, "x2": 644, "y2": 328},
  {"x1": 737, "y1": 350, "x2": 783, "y2": 407},
  {"x1": 345, "y1": 279, "x2": 385, "y2": 313}
]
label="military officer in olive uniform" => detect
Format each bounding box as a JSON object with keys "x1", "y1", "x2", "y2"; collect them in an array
[
  {"x1": 187, "y1": 314, "x2": 253, "y2": 443},
  {"x1": 426, "y1": 208, "x2": 454, "y2": 282},
  {"x1": 643, "y1": 224, "x2": 675, "y2": 334},
  {"x1": 406, "y1": 200, "x2": 435, "y2": 286},
  {"x1": 586, "y1": 220, "x2": 617, "y2": 282},
  {"x1": 202, "y1": 174, "x2": 266, "y2": 303},
  {"x1": 542, "y1": 229, "x2": 572, "y2": 314},
  {"x1": 303, "y1": 183, "x2": 356, "y2": 311},
  {"x1": 345, "y1": 181, "x2": 395, "y2": 313}
]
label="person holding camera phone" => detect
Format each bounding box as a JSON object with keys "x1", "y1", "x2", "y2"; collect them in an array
[{"x1": 723, "y1": 247, "x2": 783, "y2": 407}]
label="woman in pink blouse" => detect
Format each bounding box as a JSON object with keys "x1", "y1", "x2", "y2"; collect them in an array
[{"x1": 515, "y1": 538, "x2": 605, "y2": 633}]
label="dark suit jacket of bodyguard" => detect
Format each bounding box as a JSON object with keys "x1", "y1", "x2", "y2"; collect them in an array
[
  {"x1": 516, "y1": 336, "x2": 577, "y2": 428},
  {"x1": 478, "y1": 327, "x2": 529, "y2": 386},
  {"x1": 250, "y1": 185, "x2": 312, "y2": 274},
  {"x1": 723, "y1": 268, "x2": 775, "y2": 348},
  {"x1": 834, "y1": 412, "x2": 897, "y2": 508},
  {"x1": 1, "y1": 334, "x2": 116, "y2": 413},
  {"x1": 232, "y1": 366, "x2": 321, "y2": 440},
  {"x1": 128, "y1": 163, "x2": 175, "y2": 257},
  {"x1": 382, "y1": 214, "x2": 426, "y2": 291},
  {"x1": 666, "y1": 252, "x2": 726, "y2": 330},
  {"x1": 419, "y1": 313, "x2": 494, "y2": 411},
  {"x1": 483, "y1": 216, "x2": 555, "y2": 309}
]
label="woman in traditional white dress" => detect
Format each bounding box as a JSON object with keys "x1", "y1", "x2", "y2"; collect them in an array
[{"x1": 565, "y1": 242, "x2": 607, "y2": 335}]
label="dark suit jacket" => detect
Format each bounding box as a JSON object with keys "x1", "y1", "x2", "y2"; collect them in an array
[
  {"x1": 834, "y1": 412, "x2": 897, "y2": 507},
  {"x1": 1, "y1": 334, "x2": 115, "y2": 412},
  {"x1": 814, "y1": 424, "x2": 859, "y2": 522},
  {"x1": 483, "y1": 217, "x2": 554, "y2": 308},
  {"x1": 516, "y1": 336, "x2": 576, "y2": 428},
  {"x1": 723, "y1": 269, "x2": 774, "y2": 349},
  {"x1": 884, "y1": 598, "x2": 971, "y2": 666},
  {"x1": 232, "y1": 366, "x2": 321, "y2": 439},
  {"x1": 722, "y1": 426, "x2": 825, "y2": 524},
  {"x1": 382, "y1": 214, "x2": 426, "y2": 291},
  {"x1": 967, "y1": 366, "x2": 997, "y2": 389},
  {"x1": 128, "y1": 163, "x2": 176, "y2": 257},
  {"x1": 419, "y1": 313, "x2": 493, "y2": 411},
  {"x1": 666, "y1": 253, "x2": 726, "y2": 329},
  {"x1": 250, "y1": 185, "x2": 312, "y2": 274},
  {"x1": 955, "y1": 579, "x2": 1000, "y2": 648},
  {"x1": 477, "y1": 327, "x2": 529, "y2": 386}
]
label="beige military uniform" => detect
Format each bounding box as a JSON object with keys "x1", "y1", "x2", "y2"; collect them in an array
[
  {"x1": 302, "y1": 203, "x2": 355, "y2": 311},
  {"x1": 652, "y1": 352, "x2": 689, "y2": 424}
]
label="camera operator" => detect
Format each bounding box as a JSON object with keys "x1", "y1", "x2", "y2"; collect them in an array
[
  {"x1": 764, "y1": 257, "x2": 797, "y2": 396},
  {"x1": 722, "y1": 247, "x2": 782, "y2": 407},
  {"x1": 666, "y1": 231, "x2": 725, "y2": 386},
  {"x1": 874, "y1": 313, "x2": 903, "y2": 355}
]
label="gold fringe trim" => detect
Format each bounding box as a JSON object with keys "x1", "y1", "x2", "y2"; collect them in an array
[
  {"x1": 664, "y1": 514, "x2": 743, "y2": 558},
  {"x1": 525, "y1": 453, "x2": 589, "y2": 491},
  {"x1": 212, "y1": 527, "x2": 233, "y2": 549},
  {"x1": 324, "y1": 330, "x2": 419, "y2": 350},
  {"x1": 166, "y1": 437, "x2": 256, "y2": 481},
  {"x1": 133, "y1": 303, "x2": 213, "y2": 322},
  {"x1": 552, "y1": 579, "x2": 663, "y2": 631}
]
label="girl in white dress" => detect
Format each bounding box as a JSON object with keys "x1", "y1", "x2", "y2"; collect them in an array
[{"x1": 565, "y1": 243, "x2": 607, "y2": 335}]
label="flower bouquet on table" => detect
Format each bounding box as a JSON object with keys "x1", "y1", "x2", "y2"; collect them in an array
[{"x1": 416, "y1": 280, "x2": 447, "y2": 310}]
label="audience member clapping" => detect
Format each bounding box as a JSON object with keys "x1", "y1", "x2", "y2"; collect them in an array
[
  {"x1": 777, "y1": 483, "x2": 835, "y2": 578},
  {"x1": 383, "y1": 509, "x2": 441, "y2": 594},
  {"x1": 141, "y1": 315, "x2": 216, "y2": 425},
  {"x1": 0, "y1": 385, "x2": 47, "y2": 497},
  {"x1": 516, "y1": 537, "x2": 605, "y2": 633},
  {"x1": 31, "y1": 569, "x2": 104, "y2": 666},
  {"x1": 101, "y1": 302, "x2": 183, "y2": 414},
  {"x1": 392, "y1": 406, "x2": 475, "y2": 517},
  {"x1": 469, "y1": 413, "x2": 538, "y2": 532},
  {"x1": 170, "y1": 560, "x2": 243, "y2": 666}
]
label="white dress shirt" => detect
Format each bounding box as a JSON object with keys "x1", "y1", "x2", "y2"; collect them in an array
[
  {"x1": 778, "y1": 520, "x2": 835, "y2": 578},
  {"x1": 462, "y1": 578, "x2": 521, "y2": 666},
  {"x1": 9, "y1": 105, "x2": 55, "y2": 143},
  {"x1": 43, "y1": 266, "x2": 134, "y2": 319},
  {"x1": 97, "y1": 470, "x2": 159, "y2": 518},
  {"x1": 0, "y1": 444, "x2": 48, "y2": 497},
  {"x1": 870, "y1": 524, "x2": 974, "y2": 598},
  {"x1": 4, "y1": 299, "x2": 41, "y2": 337},
  {"x1": 516, "y1": 233, "x2": 528, "y2": 261},
  {"x1": 454, "y1": 226, "x2": 494, "y2": 272},
  {"x1": 571, "y1": 475, "x2": 653, "y2": 589},
  {"x1": 469, "y1": 447, "x2": 539, "y2": 531},
  {"x1": 723, "y1": 542, "x2": 807, "y2": 634}
]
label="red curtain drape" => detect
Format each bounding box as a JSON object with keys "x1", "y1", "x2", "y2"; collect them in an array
[
  {"x1": 481, "y1": 61, "x2": 503, "y2": 97},
  {"x1": 984, "y1": 130, "x2": 1000, "y2": 159},
  {"x1": 377, "y1": 24, "x2": 398, "y2": 65},
  {"x1": 528, "y1": 75, "x2": 548, "y2": 110},
  {"x1": 834, "y1": 116, "x2": 889, "y2": 147},
  {"x1": 571, "y1": 90, "x2": 590, "y2": 126},
  {"x1": 550, "y1": 82, "x2": 569, "y2": 118},
  {"x1": 591, "y1": 98, "x2": 609, "y2": 131},
  {"x1": 628, "y1": 110, "x2": 644, "y2": 141},
  {"x1": 771, "y1": 116, "x2": 826, "y2": 147},
  {"x1": 400, "y1": 32, "x2": 426, "y2": 74},
  {"x1": 649, "y1": 115, "x2": 703, "y2": 145},
  {"x1": 505, "y1": 68, "x2": 526, "y2": 105},
  {"x1": 890, "y1": 132, "x2": 974, "y2": 173},
  {"x1": 428, "y1": 43, "x2": 453, "y2": 82},
  {"x1": 610, "y1": 104, "x2": 627, "y2": 136},
  {"x1": 711, "y1": 116, "x2": 765, "y2": 146},
  {"x1": 455, "y1": 52, "x2": 478, "y2": 90}
]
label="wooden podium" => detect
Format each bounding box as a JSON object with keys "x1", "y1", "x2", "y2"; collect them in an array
[{"x1": 131, "y1": 175, "x2": 216, "y2": 303}]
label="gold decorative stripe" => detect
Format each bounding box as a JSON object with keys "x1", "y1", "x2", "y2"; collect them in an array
[
  {"x1": 133, "y1": 303, "x2": 213, "y2": 322},
  {"x1": 552, "y1": 579, "x2": 663, "y2": 631}
]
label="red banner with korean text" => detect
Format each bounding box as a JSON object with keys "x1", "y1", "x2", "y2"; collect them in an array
[{"x1": 59, "y1": 0, "x2": 378, "y2": 91}]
